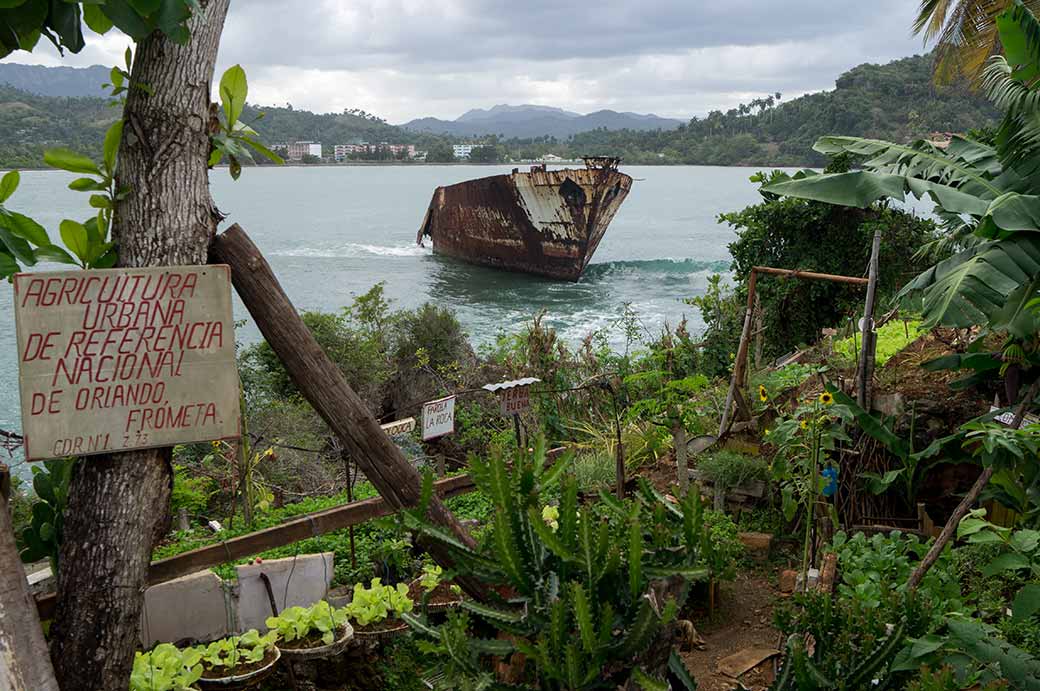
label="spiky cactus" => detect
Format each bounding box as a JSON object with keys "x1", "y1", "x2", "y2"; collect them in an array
[{"x1": 400, "y1": 439, "x2": 721, "y2": 689}]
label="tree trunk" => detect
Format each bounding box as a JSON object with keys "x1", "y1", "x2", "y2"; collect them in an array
[
  {"x1": 673, "y1": 421, "x2": 688, "y2": 494},
  {"x1": 48, "y1": 4, "x2": 230, "y2": 690}
]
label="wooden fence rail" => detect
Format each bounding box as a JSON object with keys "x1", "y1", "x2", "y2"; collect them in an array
[
  {"x1": 34, "y1": 472, "x2": 477, "y2": 620},
  {"x1": 35, "y1": 448, "x2": 566, "y2": 620}
]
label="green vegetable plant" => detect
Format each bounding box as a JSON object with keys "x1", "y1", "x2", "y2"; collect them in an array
[
  {"x1": 195, "y1": 630, "x2": 277, "y2": 674},
  {"x1": 829, "y1": 530, "x2": 961, "y2": 618},
  {"x1": 958, "y1": 508, "x2": 1040, "y2": 622},
  {"x1": 18, "y1": 459, "x2": 74, "y2": 577},
  {"x1": 344, "y1": 578, "x2": 414, "y2": 627},
  {"x1": 265, "y1": 600, "x2": 349, "y2": 646},
  {"x1": 208, "y1": 65, "x2": 283, "y2": 179},
  {"x1": 398, "y1": 438, "x2": 718, "y2": 690},
  {"x1": 130, "y1": 643, "x2": 203, "y2": 691}
]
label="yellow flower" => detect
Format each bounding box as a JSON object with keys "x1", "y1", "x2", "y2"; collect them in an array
[
  {"x1": 800, "y1": 419, "x2": 809, "y2": 430},
  {"x1": 758, "y1": 385, "x2": 768, "y2": 403},
  {"x1": 764, "y1": 428, "x2": 770, "y2": 436},
  {"x1": 819, "y1": 392, "x2": 834, "y2": 405}
]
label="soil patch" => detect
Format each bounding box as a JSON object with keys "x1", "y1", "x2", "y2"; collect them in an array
[
  {"x1": 681, "y1": 568, "x2": 781, "y2": 691},
  {"x1": 200, "y1": 646, "x2": 278, "y2": 678}
]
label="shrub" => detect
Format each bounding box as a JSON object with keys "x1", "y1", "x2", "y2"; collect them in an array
[{"x1": 697, "y1": 450, "x2": 769, "y2": 491}]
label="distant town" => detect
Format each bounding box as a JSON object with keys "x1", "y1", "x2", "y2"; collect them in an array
[{"x1": 269, "y1": 140, "x2": 578, "y2": 164}]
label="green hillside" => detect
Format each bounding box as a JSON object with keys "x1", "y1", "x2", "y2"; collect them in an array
[
  {"x1": 558, "y1": 53, "x2": 1001, "y2": 165},
  {"x1": 0, "y1": 53, "x2": 1002, "y2": 169}
]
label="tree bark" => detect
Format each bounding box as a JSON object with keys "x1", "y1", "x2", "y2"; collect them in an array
[{"x1": 48, "y1": 4, "x2": 230, "y2": 690}]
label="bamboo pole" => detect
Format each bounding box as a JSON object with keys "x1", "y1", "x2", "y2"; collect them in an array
[{"x1": 718, "y1": 270, "x2": 758, "y2": 436}]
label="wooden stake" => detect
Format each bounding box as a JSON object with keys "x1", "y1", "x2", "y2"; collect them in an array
[
  {"x1": 210, "y1": 224, "x2": 487, "y2": 601},
  {"x1": 857, "y1": 230, "x2": 882, "y2": 409}
]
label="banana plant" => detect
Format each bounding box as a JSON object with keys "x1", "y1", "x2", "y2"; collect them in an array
[
  {"x1": 399, "y1": 438, "x2": 718, "y2": 689},
  {"x1": 759, "y1": 0, "x2": 1040, "y2": 344}
]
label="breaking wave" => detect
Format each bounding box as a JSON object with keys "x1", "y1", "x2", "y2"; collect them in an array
[
  {"x1": 583, "y1": 258, "x2": 730, "y2": 279},
  {"x1": 272, "y1": 243, "x2": 430, "y2": 258}
]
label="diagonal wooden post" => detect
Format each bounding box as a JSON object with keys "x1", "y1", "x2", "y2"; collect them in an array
[
  {"x1": 210, "y1": 224, "x2": 487, "y2": 600},
  {"x1": 0, "y1": 466, "x2": 60, "y2": 691}
]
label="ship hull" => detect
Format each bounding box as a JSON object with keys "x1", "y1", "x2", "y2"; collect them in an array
[{"x1": 417, "y1": 160, "x2": 632, "y2": 281}]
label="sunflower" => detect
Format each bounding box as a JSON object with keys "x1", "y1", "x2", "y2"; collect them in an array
[
  {"x1": 758, "y1": 385, "x2": 768, "y2": 402},
  {"x1": 819, "y1": 391, "x2": 834, "y2": 405}
]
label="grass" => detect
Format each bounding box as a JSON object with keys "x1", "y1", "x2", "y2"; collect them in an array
[{"x1": 833, "y1": 319, "x2": 923, "y2": 367}]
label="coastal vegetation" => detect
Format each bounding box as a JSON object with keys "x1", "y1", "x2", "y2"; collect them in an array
[{"x1": 1, "y1": 1, "x2": 1039, "y2": 690}]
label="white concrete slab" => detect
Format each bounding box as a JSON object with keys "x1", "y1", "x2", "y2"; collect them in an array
[
  {"x1": 235, "y1": 553, "x2": 334, "y2": 632},
  {"x1": 139, "y1": 570, "x2": 231, "y2": 647}
]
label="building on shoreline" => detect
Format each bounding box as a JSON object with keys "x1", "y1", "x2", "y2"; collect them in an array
[
  {"x1": 452, "y1": 143, "x2": 476, "y2": 159},
  {"x1": 334, "y1": 142, "x2": 417, "y2": 161},
  {"x1": 272, "y1": 141, "x2": 323, "y2": 161}
]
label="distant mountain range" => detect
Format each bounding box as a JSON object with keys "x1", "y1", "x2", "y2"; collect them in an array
[
  {"x1": 402, "y1": 104, "x2": 683, "y2": 138},
  {"x1": 0, "y1": 63, "x2": 110, "y2": 98}
]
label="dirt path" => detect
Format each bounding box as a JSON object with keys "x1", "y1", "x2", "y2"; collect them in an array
[{"x1": 682, "y1": 567, "x2": 781, "y2": 691}]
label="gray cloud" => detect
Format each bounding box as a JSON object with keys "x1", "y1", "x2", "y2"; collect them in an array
[{"x1": 10, "y1": 1, "x2": 929, "y2": 122}]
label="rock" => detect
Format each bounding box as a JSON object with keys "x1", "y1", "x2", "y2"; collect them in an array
[
  {"x1": 738, "y1": 532, "x2": 773, "y2": 560},
  {"x1": 779, "y1": 569, "x2": 797, "y2": 594}
]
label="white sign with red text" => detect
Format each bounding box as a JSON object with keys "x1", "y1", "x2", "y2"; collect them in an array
[{"x1": 13, "y1": 266, "x2": 240, "y2": 461}]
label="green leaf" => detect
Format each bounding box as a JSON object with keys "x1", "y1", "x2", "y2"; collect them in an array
[
  {"x1": 3, "y1": 211, "x2": 48, "y2": 246},
  {"x1": 631, "y1": 668, "x2": 668, "y2": 691},
  {"x1": 100, "y1": 0, "x2": 155, "y2": 40},
  {"x1": 241, "y1": 137, "x2": 284, "y2": 164},
  {"x1": 982, "y1": 552, "x2": 1031, "y2": 577},
  {"x1": 82, "y1": 4, "x2": 114, "y2": 34},
  {"x1": 44, "y1": 148, "x2": 99, "y2": 175},
  {"x1": 88, "y1": 194, "x2": 111, "y2": 210},
  {"x1": 219, "y1": 64, "x2": 247, "y2": 127},
  {"x1": 762, "y1": 169, "x2": 908, "y2": 209},
  {"x1": 34, "y1": 244, "x2": 78, "y2": 265},
  {"x1": 103, "y1": 120, "x2": 122, "y2": 175},
  {"x1": 59, "y1": 219, "x2": 89, "y2": 264},
  {"x1": 1014, "y1": 584, "x2": 1040, "y2": 620},
  {"x1": 46, "y1": 0, "x2": 84, "y2": 53},
  {"x1": 0, "y1": 249, "x2": 17, "y2": 277},
  {"x1": 0, "y1": 223, "x2": 35, "y2": 265},
  {"x1": 68, "y1": 177, "x2": 105, "y2": 192},
  {"x1": 0, "y1": 169, "x2": 18, "y2": 202},
  {"x1": 128, "y1": 0, "x2": 162, "y2": 13}
]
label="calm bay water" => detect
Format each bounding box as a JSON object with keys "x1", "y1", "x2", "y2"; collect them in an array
[{"x1": 0, "y1": 164, "x2": 779, "y2": 472}]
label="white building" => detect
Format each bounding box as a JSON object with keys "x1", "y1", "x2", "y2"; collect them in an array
[
  {"x1": 278, "y1": 141, "x2": 323, "y2": 161},
  {"x1": 453, "y1": 143, "x2": 476, "y2": 159}
]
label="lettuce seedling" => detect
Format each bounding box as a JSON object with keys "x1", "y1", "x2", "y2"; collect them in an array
[
  {"x1": 130, "y1": 643, "x2": 203, "y2": 691},
  {"x1": 265, "y1": 600, "x2": 349, "y2": 646}
]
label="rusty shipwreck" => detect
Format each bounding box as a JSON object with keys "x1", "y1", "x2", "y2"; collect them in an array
[{"x1": 417, "y1": 157, "x2": 632, "y2": 281}]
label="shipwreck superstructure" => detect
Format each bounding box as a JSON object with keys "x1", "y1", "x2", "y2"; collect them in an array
[{"x1": 417, "y1": 157, "x2": 632, "y2": 281}]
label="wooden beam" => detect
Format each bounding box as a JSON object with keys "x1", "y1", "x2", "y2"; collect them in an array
[
  {"x1": 751, "y1": 265, "x2": 869, "y2": 285},
  {"x1": 35, "y1": 472, "x2": 478, "y2": 621},
  {"x1": 209, "y1": 224, "x2": 488, "y2": 600}
]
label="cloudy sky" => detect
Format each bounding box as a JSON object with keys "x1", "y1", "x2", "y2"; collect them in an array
[{"x1": 12, "y1": 1, "x2": 931, "y2": 123}]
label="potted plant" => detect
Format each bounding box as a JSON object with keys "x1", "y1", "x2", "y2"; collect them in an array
[
  {"x1": 130, "y1": 643, "x2": 203, "y2": 691},
  {"x1": 194, "y1": 630, "x2": 280, "y2": 690},
  {"x1": 344, "y1": 577, "x2": 413, "y2": 641},
  {"x1": 407, "y1": 563, "x2": 462, "y2": 614},
  {"x1": 266, "y1": 600, "x2": 353, "y2": 661}
]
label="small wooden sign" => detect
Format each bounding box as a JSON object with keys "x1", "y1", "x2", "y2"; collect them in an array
[
  {"x1": 498, "y1": 385, "x2": 531, "y2": 416},
  {"x1": 380, "y1": 417, "x2": 416, "y2": 436},
  {"x1": 13, "y1": 266, "x2": 241, "y2": 460},
  {"x1": 422, "y1": 396, "x2": 455, "y2": 441}
]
